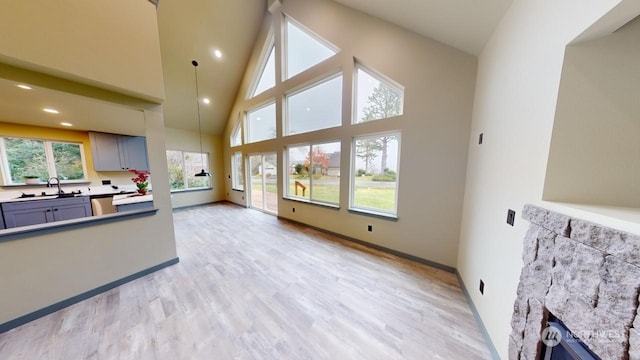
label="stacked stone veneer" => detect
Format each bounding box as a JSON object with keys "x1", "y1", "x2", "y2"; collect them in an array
[{"x1": 510, "y1": 204, "x2": 640, "y2": 360}]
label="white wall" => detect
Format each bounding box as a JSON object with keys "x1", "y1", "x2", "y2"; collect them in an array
[
  {"x1": 223, "y1": 0, "x2": 477, "y2": 268},
  {"x1": 457, "y1": 0, "x2": 638, "y2": 358},
  {"x1": 0, "y1": 1, "x2": 177, "y2": 325},
  {"x1": 164, "y1": 127, "x2": 225, "y2": 208}
]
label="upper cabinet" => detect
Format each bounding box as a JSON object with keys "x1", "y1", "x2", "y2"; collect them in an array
[{"x1": 89, "y1": 132, "x2": 149, "y2": 171}]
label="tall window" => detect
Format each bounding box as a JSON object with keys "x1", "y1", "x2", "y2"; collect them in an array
[
  {"x1": 286, "y1": 141, "x2": 340, "y2": 205},
  {"x1": 232, "y1": 151, "x2": 244, "y2": 191},
  {"x1": 0, "y1": 137, "x2": 87, "y2": 185},
  {"x1": 230, "y1": 121, "x2": 242, "y2": 147},
  {"x1": 166, "y1": 150, "x2": 210, "y2": 191},
  {"x1": 354, "y1": 64, "x2": 404, "y2": 124},
  {"x1": 285, "y1": 74, "x2": 343, "y2": 135},
  {"x1": 351, "y1": 133, "x2": 400, "y2": 216},
  {"x1": 251, "y1": 44, "x2": 276, "y2": 97},
  {"x1": 285, "y1": 18, "x2": 337, "y2": 79},
  {"x1": 246, "y1": 102, "x2": 277, "y2": 143}
]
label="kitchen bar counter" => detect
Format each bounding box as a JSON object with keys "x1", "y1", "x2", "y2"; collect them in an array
[{"x1": 112, "y1": 193, "x2": 153, "y2": 212}]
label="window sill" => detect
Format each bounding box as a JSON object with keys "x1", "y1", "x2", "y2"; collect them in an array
[
  {"x1": 231, "y1": 188, "x2": 244, "y2": 192},
  {"x1": 1, "y1": 181, "x2": 91, "y2": 188},
  {"x1": 283, "y1": 196, "x2": 339, "y2": 210},
  {"x1": 348, "y1": 207, "x2": 399, "y2": 221},
  {"x1": 169, "y1": 187, "x2": 212, "y2": 194}
]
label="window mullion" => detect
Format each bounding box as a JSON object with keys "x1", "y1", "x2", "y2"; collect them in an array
[
  {"x1": 44, "y1": 141, "x2": 56, "y2": 179},
  {"x1": 0, "y1": 138, "x2": 11, "y2": 184},
  {"x1": 182, "y1": 151, "x2": 189, "y2": 190}
]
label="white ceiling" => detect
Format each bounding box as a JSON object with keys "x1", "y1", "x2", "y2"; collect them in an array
[
  {"x1": 333, "y1": 0, "x2": 513, "y2": 55},
  {"x1": 0, "y1": 0, "x2": 514, "y2": 136}
]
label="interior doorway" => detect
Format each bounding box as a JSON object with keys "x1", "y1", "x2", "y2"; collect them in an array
[{"x1": 248, "y1": 153, "x2": 278, "y2": 214}]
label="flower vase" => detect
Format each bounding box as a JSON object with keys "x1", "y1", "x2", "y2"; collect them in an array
[{"x1": 137, "y1": 189, "x2": 147, "y2": 195}]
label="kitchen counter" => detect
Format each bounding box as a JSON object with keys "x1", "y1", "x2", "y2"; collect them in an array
[
  {"x1": 112, "y1": 193, "x2": 153, "y2": 212},
  {"x1": 112, "y1": 193, "x2": 153, "y2": 206},
  {"x1": 0, "y1": 185, "x2": 141, "y2": 204}
]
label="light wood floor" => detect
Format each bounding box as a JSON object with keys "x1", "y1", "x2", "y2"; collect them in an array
[{"x1": 0, "y1": 202, "x2": 492, "y2": 359}]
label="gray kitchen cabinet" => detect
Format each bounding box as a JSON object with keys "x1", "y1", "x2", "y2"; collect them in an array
[
  {"x1": 89, "y1": 132, "x2": 149, "y2": 171},
  {"x1": 0, "y1": 210, "x2": 5, "y2": 230},
  {"x1": 1, "y1": 196, "x2": 92, "y2": 228}
]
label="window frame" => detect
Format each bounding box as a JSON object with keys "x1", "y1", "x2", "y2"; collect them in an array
[
  {"x1": 248, "y1": 31, "x2": 276, "y2": 99},
  {"x1": 230, "y1": 120, "x2": 242, "y2": 147},
  {"x1": 283, "y1": 16, "x2": 339, "y2": 80},
  {"x1": 353, "y1": 63, "x2": 405, "y2": 125},
  {"x1": 245, "y1": 100, "x2": 277, "y2": 144},
  {"x1": 231, "y1": 151, "x2": 244, "y2": 191},
  {"x1": 284, "y1": 140, "x2": 341, "y2": 207},
  {"x1": 0, "y1": 136, "x2": 88, "y2": 185},
  {"x1": 166, "y1": 149, "x2": 211, "y2": 193},
  {"x1": 284, "y1": 72, "x2": 343, "y2": 136},
  {"x1": 349, "y1": 132, "x2": 401, "y2": 218}
]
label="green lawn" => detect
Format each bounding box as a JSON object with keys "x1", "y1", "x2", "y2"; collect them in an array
[{"x1": 251, "y1": 175, "x2": 396, "y2": 210}]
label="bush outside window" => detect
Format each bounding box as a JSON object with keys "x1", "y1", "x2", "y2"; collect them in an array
[
  {"x1": 286, "y1": 141, "x2": 340, "y2": 205},
  {"x1": 351, "y1": 133, "x2": 400, "y2": 215},
  {"x1": 0, "y1": 137, "x2": 87, "y2": 185},
  {"x1": 166, "y1": 150, "x2": 210, "y2": 191}
]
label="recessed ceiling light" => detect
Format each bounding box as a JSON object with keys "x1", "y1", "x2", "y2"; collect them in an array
[
  {"x1": 43, "y1": 108, "x2": 59, "y2": 114},
  {"x1": 16, "y1": 84, "x2": 32, "y2": 90},
  {"x1": 214, "y1": 49, "x2": 222, "y2": 58},
  {"x1": 60, "y1": 122, "x2": 73, "y2": 127},
  {"x1": 202, "y1": 98, "x2": 210, "y2": 104}
]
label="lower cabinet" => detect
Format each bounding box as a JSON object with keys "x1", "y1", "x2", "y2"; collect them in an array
[{"x1": 1, "y1": 197, "x2": 92, "y2": 228}]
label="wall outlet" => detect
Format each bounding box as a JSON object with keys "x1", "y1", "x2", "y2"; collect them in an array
[
  {"x1": 102, "y1": 180, "x2": 111, "y2": 185},
  {"x1": 507, "y1": 209, "x2": 516, "y2": 226},
  {"x1": 367, "y1": 224, "x2": 373, "y2": 232},
  {"x1": 479, "y1": 133, "x2": 484, "y2": 145},
  {"x1": 479, "y1": 279, "x2": 485, "y2": 295}
]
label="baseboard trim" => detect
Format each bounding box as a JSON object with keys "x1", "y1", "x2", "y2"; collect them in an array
[
  {"x1": 456, "y1": 271, "x2": 501, "y2": 360},
  {"x1": 0, "y1": 257, "x2": 180, "y2": 334},
  {"x1": 278, "y1": 215, "x2": 456, "y2": 273}
]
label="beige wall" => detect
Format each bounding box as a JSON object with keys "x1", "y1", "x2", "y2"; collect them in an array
[
  {"x1": 457, "y1": 0, "x2": 639, "y2": 357},
  {"x1": 223, "y1": 0, "x2": 477, "y2": 268},
  {"x1": 164, "y1": 127, "x2": 225, "y2": 208},
  {"x1": 0, "y1": 1, "x2": 177, "y2": 325},
  {"x1": 0, "y1": 0, "x2": 164, "y2": 102},
  {"x1": 543, "y1": 17, "x2": 640, "y2": 207}
]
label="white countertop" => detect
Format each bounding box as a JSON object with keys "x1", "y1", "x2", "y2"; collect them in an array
[
  {"x1": 0, "y1": 184, "x2": 146, "y2": 204},
  {"x1": 112, "y1": 193, "x2": 153, "y2": 206}
]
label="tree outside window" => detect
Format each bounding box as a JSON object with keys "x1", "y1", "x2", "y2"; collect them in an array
[
  {"x1": 1, "y1": 137, "x2": 86, "y2": 184},
  {"x1": 352, "y1": 133, "x2": 400, "y2": 214}
]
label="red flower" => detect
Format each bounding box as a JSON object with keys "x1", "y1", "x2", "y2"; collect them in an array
[{"x1": 130, "y1": 169, "x2": 150, "y2": 189}]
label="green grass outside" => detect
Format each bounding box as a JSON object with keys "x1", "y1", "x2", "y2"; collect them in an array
[{"x1": 251, "y1": 176, "x2": 395, "y2": 210}]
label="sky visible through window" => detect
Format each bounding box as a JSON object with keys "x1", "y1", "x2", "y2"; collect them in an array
[
  {"x1": 286, "y1": 20, "x2": 336, "y2": 79},
  {"x1": 253, "y1": 46, "x2": 275, "y2": 96},
  {"x1": 286, "y1": 75, "x2": 342, "y2": 135}
]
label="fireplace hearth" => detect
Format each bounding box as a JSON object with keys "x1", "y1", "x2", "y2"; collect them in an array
[{"x1": 510, "y1": 205, "x2": 640, "y2": 360}]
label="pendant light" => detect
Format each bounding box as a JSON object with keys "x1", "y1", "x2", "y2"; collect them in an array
[{"x1": 192, "y1": 59, "x2": 211, "y2": 177}]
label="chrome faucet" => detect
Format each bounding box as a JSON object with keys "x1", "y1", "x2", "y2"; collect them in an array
[{"x1": 47, "y1": 177, "x2": 63, "y2": 194}]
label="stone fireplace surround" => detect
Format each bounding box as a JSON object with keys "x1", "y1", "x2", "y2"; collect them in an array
[{"x1": 510, "y1": 205, "x2": 640, "y2": 360}]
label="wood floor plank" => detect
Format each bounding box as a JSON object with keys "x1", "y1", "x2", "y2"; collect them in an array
[{"x1": 0, "y1": 202, "x2": 492, "y2": 359}]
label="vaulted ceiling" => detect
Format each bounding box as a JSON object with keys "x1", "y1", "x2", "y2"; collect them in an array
[
  {"x1": 0, "y1": 0, "x2": 515, "y2": 136},
  {"x1": 156, "y1": 0, "x2": 514, "y2": 135}
]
